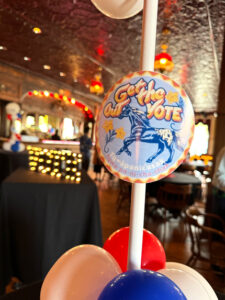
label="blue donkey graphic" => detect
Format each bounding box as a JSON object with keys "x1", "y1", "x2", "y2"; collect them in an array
[{"x1": 116, "y1": 105, "x2": 184, "y2": 164}]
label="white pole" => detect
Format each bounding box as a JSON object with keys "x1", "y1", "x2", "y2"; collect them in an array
[
  {"x1": 127, "y1": 182, "x2": 146, "y2": 270},
  {"x1": 140, "y1": 0, "x2": 158, "y2": 71},
  {"x1": 127, "y1": 0, "x2": 158, "y2": 271}
]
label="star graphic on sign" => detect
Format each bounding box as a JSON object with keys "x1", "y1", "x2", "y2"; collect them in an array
[
  {"x1": 116, "y1": 127, "x2": 126, "y2": 139},
  {"x1": 166, "y1": 91, "x2": 179, "y2": 104},
  {"x1": 102, "y1": 120, "x2": 114, "y2": 133}
]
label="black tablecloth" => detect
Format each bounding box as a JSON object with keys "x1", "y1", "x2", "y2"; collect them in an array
[
  {"x1": 146, "y1": 172, "x2": 201, "y2": 199},
  {"x1": 160, "y1": 172, "x2": 201, "y2": 185},
  {"x1": 160, "y1": 172, "x2": 202, "y2": 203},
  {"x1": 0, "y1": 150, "x2": 28, "y2": 182},
  {"x1": 0, "y1": 281, "x2": 42, "y2": 300},
  {"x1": 0, "y1": 168, "x2": 102, "y2": 295}
]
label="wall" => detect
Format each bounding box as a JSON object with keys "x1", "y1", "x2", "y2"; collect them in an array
[{"x1": 0, "y1": 62, "x2": 98, "y2": 123}]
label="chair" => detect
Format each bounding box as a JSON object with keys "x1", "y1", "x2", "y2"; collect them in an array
[
  {"x1": 156, "y1": 183, "x2": 193, "y2": 244},
  {"x1": 185, "y1": 207, "x2": 225, "y2": 276}
]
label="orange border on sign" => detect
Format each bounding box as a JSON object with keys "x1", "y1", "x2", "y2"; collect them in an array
[{"x1": 95, "y1": 71, "x2": 195, "y2": 183}]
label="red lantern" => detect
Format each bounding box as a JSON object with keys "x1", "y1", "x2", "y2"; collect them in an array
[
  {"x1": 154, "y1": 44, "x2": 174, "y2": 72},
  {"x1": 90, "y1": 79, "x2": 104, "y2": 95},
  {"x1": 90, "y1": 73, "x2": 104, "y2": 95}
]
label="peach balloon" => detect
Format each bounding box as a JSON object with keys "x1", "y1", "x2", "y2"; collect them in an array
[
  {"x1": 40, "y1": 244, "x2": 122, "y2": 300},
  {"x1": 91, "y1": 0, "x2": 143, "y2": 19}
]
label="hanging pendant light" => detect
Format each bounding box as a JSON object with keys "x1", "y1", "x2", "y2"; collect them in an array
[
  {"x1": 90, "y1": 73, "x2": 104, "y2": 95},
  {"x1": 154, "y1": 44, "x2": 174, "y2": 72}
]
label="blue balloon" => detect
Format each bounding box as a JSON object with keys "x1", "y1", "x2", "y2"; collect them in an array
[
  {"x1": 11, "y1": 141, "x2": 20, "y2": 152},
  {"x1": 98, "y1": 269, "x2": 187, "y2": 300}
]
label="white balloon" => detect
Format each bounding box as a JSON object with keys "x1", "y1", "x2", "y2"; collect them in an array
[
  {"x1": 5, "y1": 102, "x2": 20, "y2": 119},
  {"x1": 158, "y1": 262, "x2": 218, "y2": 300},
  {"x1": 91, "y1": 0, "x2": 143, "y2": 19},
  {"x1": 2, "y1": 142, "x2": 11, "y2": 151},
  {"x1": 3, "y1": 140, "x2": 25, "y2": 152}
]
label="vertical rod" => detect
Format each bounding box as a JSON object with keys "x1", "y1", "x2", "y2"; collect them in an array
[
  {"x1": 127, "y1": 0, "x2": 159, "y2": 270},
  {"x1": 140, "y1": 0, "x2": 159, "y2": 71},
  {"x1": 127, "y1": 182, "x2": 146, "y2": 270}
]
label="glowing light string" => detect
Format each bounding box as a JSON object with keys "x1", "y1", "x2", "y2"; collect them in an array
[{"x1": 26, "y1": 90, "x2": 93, "y2": 119}]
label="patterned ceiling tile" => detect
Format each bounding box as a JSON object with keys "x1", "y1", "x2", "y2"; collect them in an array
[{"x1": 0, "y1": 0, "x2": 224, "y2": 112}]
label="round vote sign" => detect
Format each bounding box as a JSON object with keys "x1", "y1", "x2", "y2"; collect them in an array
[{"x1": 96, "y1": 71, "x2": 195, "y2": 183}]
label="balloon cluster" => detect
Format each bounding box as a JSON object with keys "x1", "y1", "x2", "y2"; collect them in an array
[
  {"x1": 41, "y1": 227, "x2": 218, "y2": 300},
  {"x1": 3, "y1": 102, "x2": 25, "y2": 152},
  {"x1": 40, "y1": 3, "x2": 217, "y2": 299}
]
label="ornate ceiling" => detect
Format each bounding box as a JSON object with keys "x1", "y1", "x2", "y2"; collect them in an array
[{"x1": 0, "y1": 0, "x2": 224, "y2": 113}]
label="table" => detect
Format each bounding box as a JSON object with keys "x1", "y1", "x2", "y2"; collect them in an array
[
  {"x1": 0, "y1": 150, "x2": 28, "y2": 182},
  {"x1": 177, "y1": 160, "x2": 213, "y2": 174},
  {"x1": 160, "y1": 171, "x2": 202, "y2": 204},
  {"x1": 146, "y1": 172, "x2": 202, "y2": 202},
  {"x1": 160, "y1": 172, "x2": 201, "y2": 185},
  {"x1": 0, "y1": 168, "x2": 102, "y2": 295}
]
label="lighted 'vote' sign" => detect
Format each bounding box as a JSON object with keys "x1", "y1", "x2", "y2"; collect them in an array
[{"x1": 96, "y1": 71, "x2": 194, "y2": 183}]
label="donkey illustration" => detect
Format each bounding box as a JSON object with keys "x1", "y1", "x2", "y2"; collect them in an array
[{"x1": 116, "y1": 105, "x2": 183, "y2": 164}]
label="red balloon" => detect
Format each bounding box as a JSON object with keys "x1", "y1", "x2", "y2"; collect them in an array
[{"x1": 103, "y1": 227, "x2": 166, "y2": 272}]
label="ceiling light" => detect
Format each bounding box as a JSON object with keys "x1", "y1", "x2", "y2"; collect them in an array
[
  {"x1": 33, "y1": 27, "x2": 42, "y2": 34},
  {"x1": 162, "y1": 28, "x2": 171, "y2": 35},
  {"x1": 73, "y1": 78, "x2": 78, "y2": 83},
  {"x1": 97, "y1": 46, "x2": 104, "y2": 56},
  {"x1": 59, "y1": 72, "x2": 66, "y2": 77},
  {"x1": 159, "y1": 58, "x2": 167, "y2": 65},
  {"x1": 24, "y1": 56, "x2": 31, "y2": 61},
  {"x1": 90, "y1": 73, "x2": 104, "y2": 95},
  {"x1": 0, "y1": 46, "x2": 7, "y2": 50},
  {"x1": 43, "y1": 65, "x2": 51, "y2": 70},
  {"x1": 154, "y1": 45, "x2": 174, "y2": 72}
]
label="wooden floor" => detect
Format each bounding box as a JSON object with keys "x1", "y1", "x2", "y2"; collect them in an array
[{"x1": 89, "y1": 170, "x2": 225, "y2": 295}]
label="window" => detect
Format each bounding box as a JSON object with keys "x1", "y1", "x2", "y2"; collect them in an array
[
  {"x1": 62, "y1": 117, "x2": 74, "y2": 140},
  {"x1": 39, "y1": 115, "x2": 48, "y2": 132},
  {"x1": 26, "y1": 114, "x2": 35, "y2": 128},
  {"x1": 189, "y1": 122, "x2": 209, "y2": 156}
]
